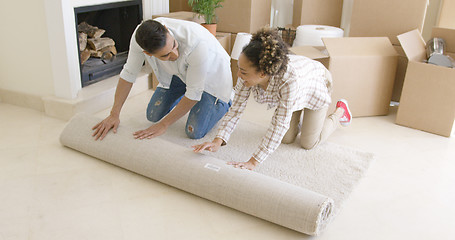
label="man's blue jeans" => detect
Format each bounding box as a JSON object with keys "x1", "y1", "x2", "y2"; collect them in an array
[{"x1": 146, "y1": 75, "x2": 231, "y2": 139}]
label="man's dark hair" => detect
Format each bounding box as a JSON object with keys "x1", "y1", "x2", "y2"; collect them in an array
[{"x1": 135, "y1": 20, "x2": 168, "y2": 54}]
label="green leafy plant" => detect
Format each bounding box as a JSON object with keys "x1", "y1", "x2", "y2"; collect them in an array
[{"x1": 188, "y1": 0, "x2": 224, "y2": 24}]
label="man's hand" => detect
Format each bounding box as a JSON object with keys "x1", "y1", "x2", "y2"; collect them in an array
[
  {"x1": 92, "y1": 78, "x2": 133, "y2": 141},
  {"x1": 92, "y1": 115, "x2": 120, "y2": 140},
  {"x1": 133, "y1": 122, "x2": 168, "y2": 139},
  {"x1": 192, "y1": 138, "x2": 224, "y2": 153},
  {"x1": 228, "y1": 157, "x2": 259, "y2": 170}
]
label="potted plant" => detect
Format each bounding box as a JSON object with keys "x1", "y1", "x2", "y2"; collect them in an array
[{"x1": 188, "y1": 0, "x2": 224, "y2": 36}]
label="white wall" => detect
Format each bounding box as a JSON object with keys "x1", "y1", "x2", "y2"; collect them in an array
[
  {"x1": 0, "y1": 0, "x2": 54, "y2": 97},
  {"x1": 0, "y1": 0, "x2": 167, "y2": 102},
  {"x1": 149, "y1": 0, "x2": 169, "y2": 16}
]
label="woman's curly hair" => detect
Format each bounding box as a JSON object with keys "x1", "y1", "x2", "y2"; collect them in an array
[{"x1": 242, "y1": 28, "x2": 289, "y2": 77}]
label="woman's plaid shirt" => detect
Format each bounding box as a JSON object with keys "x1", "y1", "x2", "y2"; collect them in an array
[{"x1": 216, "y1": 55, "x2": 332, "y2": 163}]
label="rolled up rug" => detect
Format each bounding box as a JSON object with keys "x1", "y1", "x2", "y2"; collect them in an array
[{"x1": 60, "y1": 113, "x2": 334, "y2": 235}]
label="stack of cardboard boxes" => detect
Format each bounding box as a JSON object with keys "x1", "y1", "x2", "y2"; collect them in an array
[
  {"x1": 168, "y1": 0, "x2": 272, "y2": 87},
  {"x1": 157, "y1": 0, "x2": 454, "y2": 137},
  {"x1": 292, "y1": 0, "x2": 343, "y2": 28},
  {"x1": 347, "y1": 0, "x2": 429, "y2": 103},
  {"x1": 290, "y1": 36, "x2": 398, "y2": 117},
  {"x1": 344, "y1": 0, "x2": 454, "y2": 137},
  {"x1": 289, "y1": 0, "x2": 430, "y2": 118},
  {"x1": 170, "y1": 0, "x2": 272, "y2": 34},
  {"x1": 169, "y1": 0, "x2": 192, "y2": 12},
  {"x1": 291, "y1": 0, "x2": 454, "y2": 136},
  {"x1": 215, "y1": 0, "x2": 272, "y2": 86}
]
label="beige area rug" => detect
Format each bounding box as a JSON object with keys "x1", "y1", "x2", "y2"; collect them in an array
[{"x1": 124, "y1": 114, "x2": 374, "y2": 217}]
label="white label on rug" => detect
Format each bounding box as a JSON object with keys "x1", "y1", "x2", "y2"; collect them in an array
[{"x1": 204, "y1": 163, "x2": 221, "y2": 172}]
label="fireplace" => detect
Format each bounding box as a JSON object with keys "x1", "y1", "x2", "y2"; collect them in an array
[
  {"x1": 43, "y1": 0, "x2": 167, "y2": 103},
  {"x1": 75, "y1": 0, "x2": 142, "y2": 87}
]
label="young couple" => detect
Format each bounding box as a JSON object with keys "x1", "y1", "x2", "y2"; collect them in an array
[{"x1": 92, "y1": 18, "x2": 352, "y2": 170}]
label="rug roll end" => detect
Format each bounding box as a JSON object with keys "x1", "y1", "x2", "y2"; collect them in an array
[{"x1": 312, "y1": 198, "x2": 334, "y2": 236}]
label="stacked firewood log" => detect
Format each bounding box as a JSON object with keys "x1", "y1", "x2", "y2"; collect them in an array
[{"x1": 78, "y1": 22, "x2": 117, "y2": 64}]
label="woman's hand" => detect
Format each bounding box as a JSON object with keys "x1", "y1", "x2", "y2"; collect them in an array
[
  {"x1": 228, "y1": 157, "x2": 259, "y2": 170},
  {"x1": 192, "y1": 138, "x2": 224, "y2": 153},
  {"x1": 133, "y1": 122, "x2": 168, "y2": 139}
]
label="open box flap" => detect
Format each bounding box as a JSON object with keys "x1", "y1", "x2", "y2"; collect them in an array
[
  {"x1": 432, "y1": 27, "x2": 455, "y2": 53},
  {"x1": 397, "y1": 29, "x2": 426, "y2": 62},
  {"x1": 289, "y1": 46, "x2": 329, "y2": 60},
  {"x1": 322, "y1": 37, "x2": 397, "y2": 57}
]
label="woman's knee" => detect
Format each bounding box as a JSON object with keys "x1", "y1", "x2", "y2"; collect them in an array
[{"x1": 300, "y1": 138, "x2": 319, "y2": 150}]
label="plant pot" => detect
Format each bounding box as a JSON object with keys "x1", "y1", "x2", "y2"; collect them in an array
[{"x1": 201, "y1": 23, "x2": 217, "y2": 36}]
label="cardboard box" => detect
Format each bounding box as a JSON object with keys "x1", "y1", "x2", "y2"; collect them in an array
[
  {"x1": 290, "y1": 37, "x2": 398, "y2": 117},
  {"x1": 292, "y1": 0, "x2": 343, "y2": 28},
  {"x1": 396, "y1": 28, "x2": 455, "y2": 137},
  {"x1": 216, "y1": 32, "x2": 232, "y2": 55},
  {"x1": 230, "y1": 33, "x2": 237, "y2": 53},
  {"x1": 230, "y1": 33, "x2": 239, "y2": 86},
  {"x1": 216, "y1": 0, "x2": 272, "y2": 33},
  {"x1": 151, "y1": 13, "x2": 231, "y2": 55},
  {"x1": 391, "y1": 45, "x2": 409, "y2": 102},
  {"x1": 169, "y1": 0, "x2": 192, "y2": 12},
  {"x1": 348, "y1": 0, "x2": 429, "y2": 45},
  {"x1": 152, "y1": 11, "x2": 204, "y2": 24},
  {"x1": 150, "y1": 71, "x2": 159, "y2": 90},
  {"x1": 231, "y1": 59, "x2": 239, "y2": 87}
]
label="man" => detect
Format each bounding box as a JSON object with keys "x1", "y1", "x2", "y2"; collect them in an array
[{"x1": 92, "y1": 18, "x2": 233, "y2": 140}]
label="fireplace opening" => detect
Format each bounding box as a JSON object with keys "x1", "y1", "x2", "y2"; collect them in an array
[{"x1": 75, "y1": 0, "x2": 142, "y2": 87}]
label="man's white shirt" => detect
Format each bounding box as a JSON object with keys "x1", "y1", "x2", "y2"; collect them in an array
[{"x1": 120, "y1": 17, "x2": 233, "y2": 103}]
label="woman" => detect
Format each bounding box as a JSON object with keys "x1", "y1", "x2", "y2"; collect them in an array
[{"x1": 192, "y1": 28, "x2": 351, "y2": 170}]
